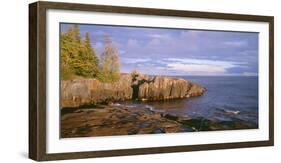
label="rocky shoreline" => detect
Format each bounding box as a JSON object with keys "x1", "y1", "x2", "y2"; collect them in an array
[
  {"x1": 61, "y1": 104, "x2": 257, "y2": 138},
  {"x1": 60, "y1": 74, "x2": 257, "y2": 138},
  {"x1": 61, "y1": 74, "x2": 206, "y2": 108}
]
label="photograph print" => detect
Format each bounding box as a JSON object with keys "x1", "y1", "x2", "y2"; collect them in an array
[{"x1": 60, "y1": 23, "x2": 258, "y2": 138}]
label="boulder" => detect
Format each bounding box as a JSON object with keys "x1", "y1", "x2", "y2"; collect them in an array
[{"x1": 186, "y1": 83, "x2": 206, "y2": 97}]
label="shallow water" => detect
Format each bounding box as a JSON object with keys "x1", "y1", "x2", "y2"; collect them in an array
[{"x1": 119, "y1": 76, "x2": 258, "y2": 126}]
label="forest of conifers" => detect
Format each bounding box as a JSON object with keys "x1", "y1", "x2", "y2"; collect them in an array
[{"x1": 60, "y1": 24, "x2": 121, "y2": 82}]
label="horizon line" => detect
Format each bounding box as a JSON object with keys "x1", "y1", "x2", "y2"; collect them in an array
[{"x1": 121, "y1": 72, "x2": 258, "y2": 77}]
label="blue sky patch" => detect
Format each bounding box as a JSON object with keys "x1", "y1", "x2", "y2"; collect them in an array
[{"x1": 61, "y1": 23, "x2": 258, "y2": 76}]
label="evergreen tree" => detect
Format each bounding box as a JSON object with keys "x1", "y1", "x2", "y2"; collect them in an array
[
  {"x1": 76, "y1": 32, "x2": 99, "y2": 77},
  {"x1": 60, "y1": 28, "x2": 78, "y2": 80},
  {"x1": 60, "y1": 25, "x2": 99, "y2": 80},
  {"x1": 71, "y1": 24, "x2": 81, "y2": 43}
]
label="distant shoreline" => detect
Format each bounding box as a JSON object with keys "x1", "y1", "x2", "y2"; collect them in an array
[{"x1": 120, "y1": 72, "x2": 258, "y2": 77}]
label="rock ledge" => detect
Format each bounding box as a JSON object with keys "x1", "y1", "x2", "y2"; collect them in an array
[{"x1": 61, "y1": 74, "x2": 206, "y2": 108}]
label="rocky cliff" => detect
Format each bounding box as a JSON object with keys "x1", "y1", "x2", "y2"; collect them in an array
[
  {"x1": 61, "y1": 74, "x2": 206, "y2": 108},
  {"x1": 137, "y1": 76, "x2": 205, "y2": 101}
]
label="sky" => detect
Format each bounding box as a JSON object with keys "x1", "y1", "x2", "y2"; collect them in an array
[{"x1": 61, "y1": 23, "x2": 259, "y2": 76}]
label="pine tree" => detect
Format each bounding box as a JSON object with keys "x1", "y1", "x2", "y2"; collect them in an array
[
  {"x1": 71, "y1": 24, "x2": 81, "y2": 43},
  {"x1": 60, "y1": 28, "x2": 77, "y2": 80},
  {"x1": 60, "y1": 25, "x2": 99, "y2": 80},
  {"x1": 78, "y1": 32, "x2": 99, "y2": 77}
]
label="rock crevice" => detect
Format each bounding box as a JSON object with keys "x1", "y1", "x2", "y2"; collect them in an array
[{"x1": 61, "y1": 74, "x2": 206, "y2": 108}]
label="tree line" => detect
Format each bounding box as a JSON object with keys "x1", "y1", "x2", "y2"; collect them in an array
[{"x1": 60, "y1": 24, "x2": 120, "y2": 83}]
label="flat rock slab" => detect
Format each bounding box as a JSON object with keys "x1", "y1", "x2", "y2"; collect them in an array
[
  {"x1": 61, "y1": 105, "x2": 257, "y2": 138},
  {"x1": 61, "y1": 106, "x2": 184, "y2": 138}
]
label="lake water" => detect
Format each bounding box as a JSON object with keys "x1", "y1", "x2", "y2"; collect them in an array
[{"x1": 119, "y1": 76, "x2": 258, "y2": 126}]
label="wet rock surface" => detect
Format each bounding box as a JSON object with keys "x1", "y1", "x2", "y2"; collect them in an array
[
  {"x1": 163, "y1": 114, "x2": 257, "y2": 131},
  {"x1": 61, "y1": 105, "x2": 185, "y2": 138},
  {"x1": 60, "y1": 74, "x2": 256, "y2": 138},
  {"x1": 61, "y1": 105, "x2": 257, "y2": 138}
]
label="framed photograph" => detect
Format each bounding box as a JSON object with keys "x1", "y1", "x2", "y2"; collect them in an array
[{"x1": 29, "y1": 1, "x2": 274, "y2": 161}]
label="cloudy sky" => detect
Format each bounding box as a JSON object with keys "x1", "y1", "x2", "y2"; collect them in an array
[{"x1": 61, "y1": 23, "x2": 258, "y2": 76}]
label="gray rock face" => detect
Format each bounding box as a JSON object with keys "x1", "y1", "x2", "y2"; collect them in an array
[
  {"x1": 61, "y1": 75, "x2": 133, "y2": 108},
  {"x1": 138, "y1": 76, "x2": 205, "y2": 101},
  {"x1": 61, "y1": 74, "x2": 206, "y2": 108}
]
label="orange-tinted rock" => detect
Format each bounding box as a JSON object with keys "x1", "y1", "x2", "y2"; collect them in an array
[
  {"x1": 61, "y1": 74, "x2": 206, "y2": 108},
  {"x1": 138, "y1": 76, "x2": 206, "y2": 101},
  {"x1": 186, "y1": 83, "x2": 206, "y2": 97},
  {"x1": 61, "y1": 75, "x2": 133, "y2": 108},
  {"x1": 60, "y1": 106, "x2": 184, "y2": 138}
]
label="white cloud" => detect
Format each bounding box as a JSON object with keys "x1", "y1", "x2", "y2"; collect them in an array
[
  {"x1": 121, "y1": 56, "x2": 254, "y2": 76},
  {"x1": 148, "y1": 34, "x2": 170, "y2": 39},
  {"x1": 162, "y1": 58, "x2": 248, "y2": 75},
  {"x1": 147, "y1": 34, "x2": 172, "y2": 46},
  {"x1": 122, "y1": 58, "x2": 151, "y2": 64},
  {"x1": 164, "y1": 58, "x2": 247, "y2": 68},
  {"x1": 223, "y1": 41, "x2": 248, "y2": 47},
  {"x1": 167, "y1": 63, "x2": 226, "y2": 75}
]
